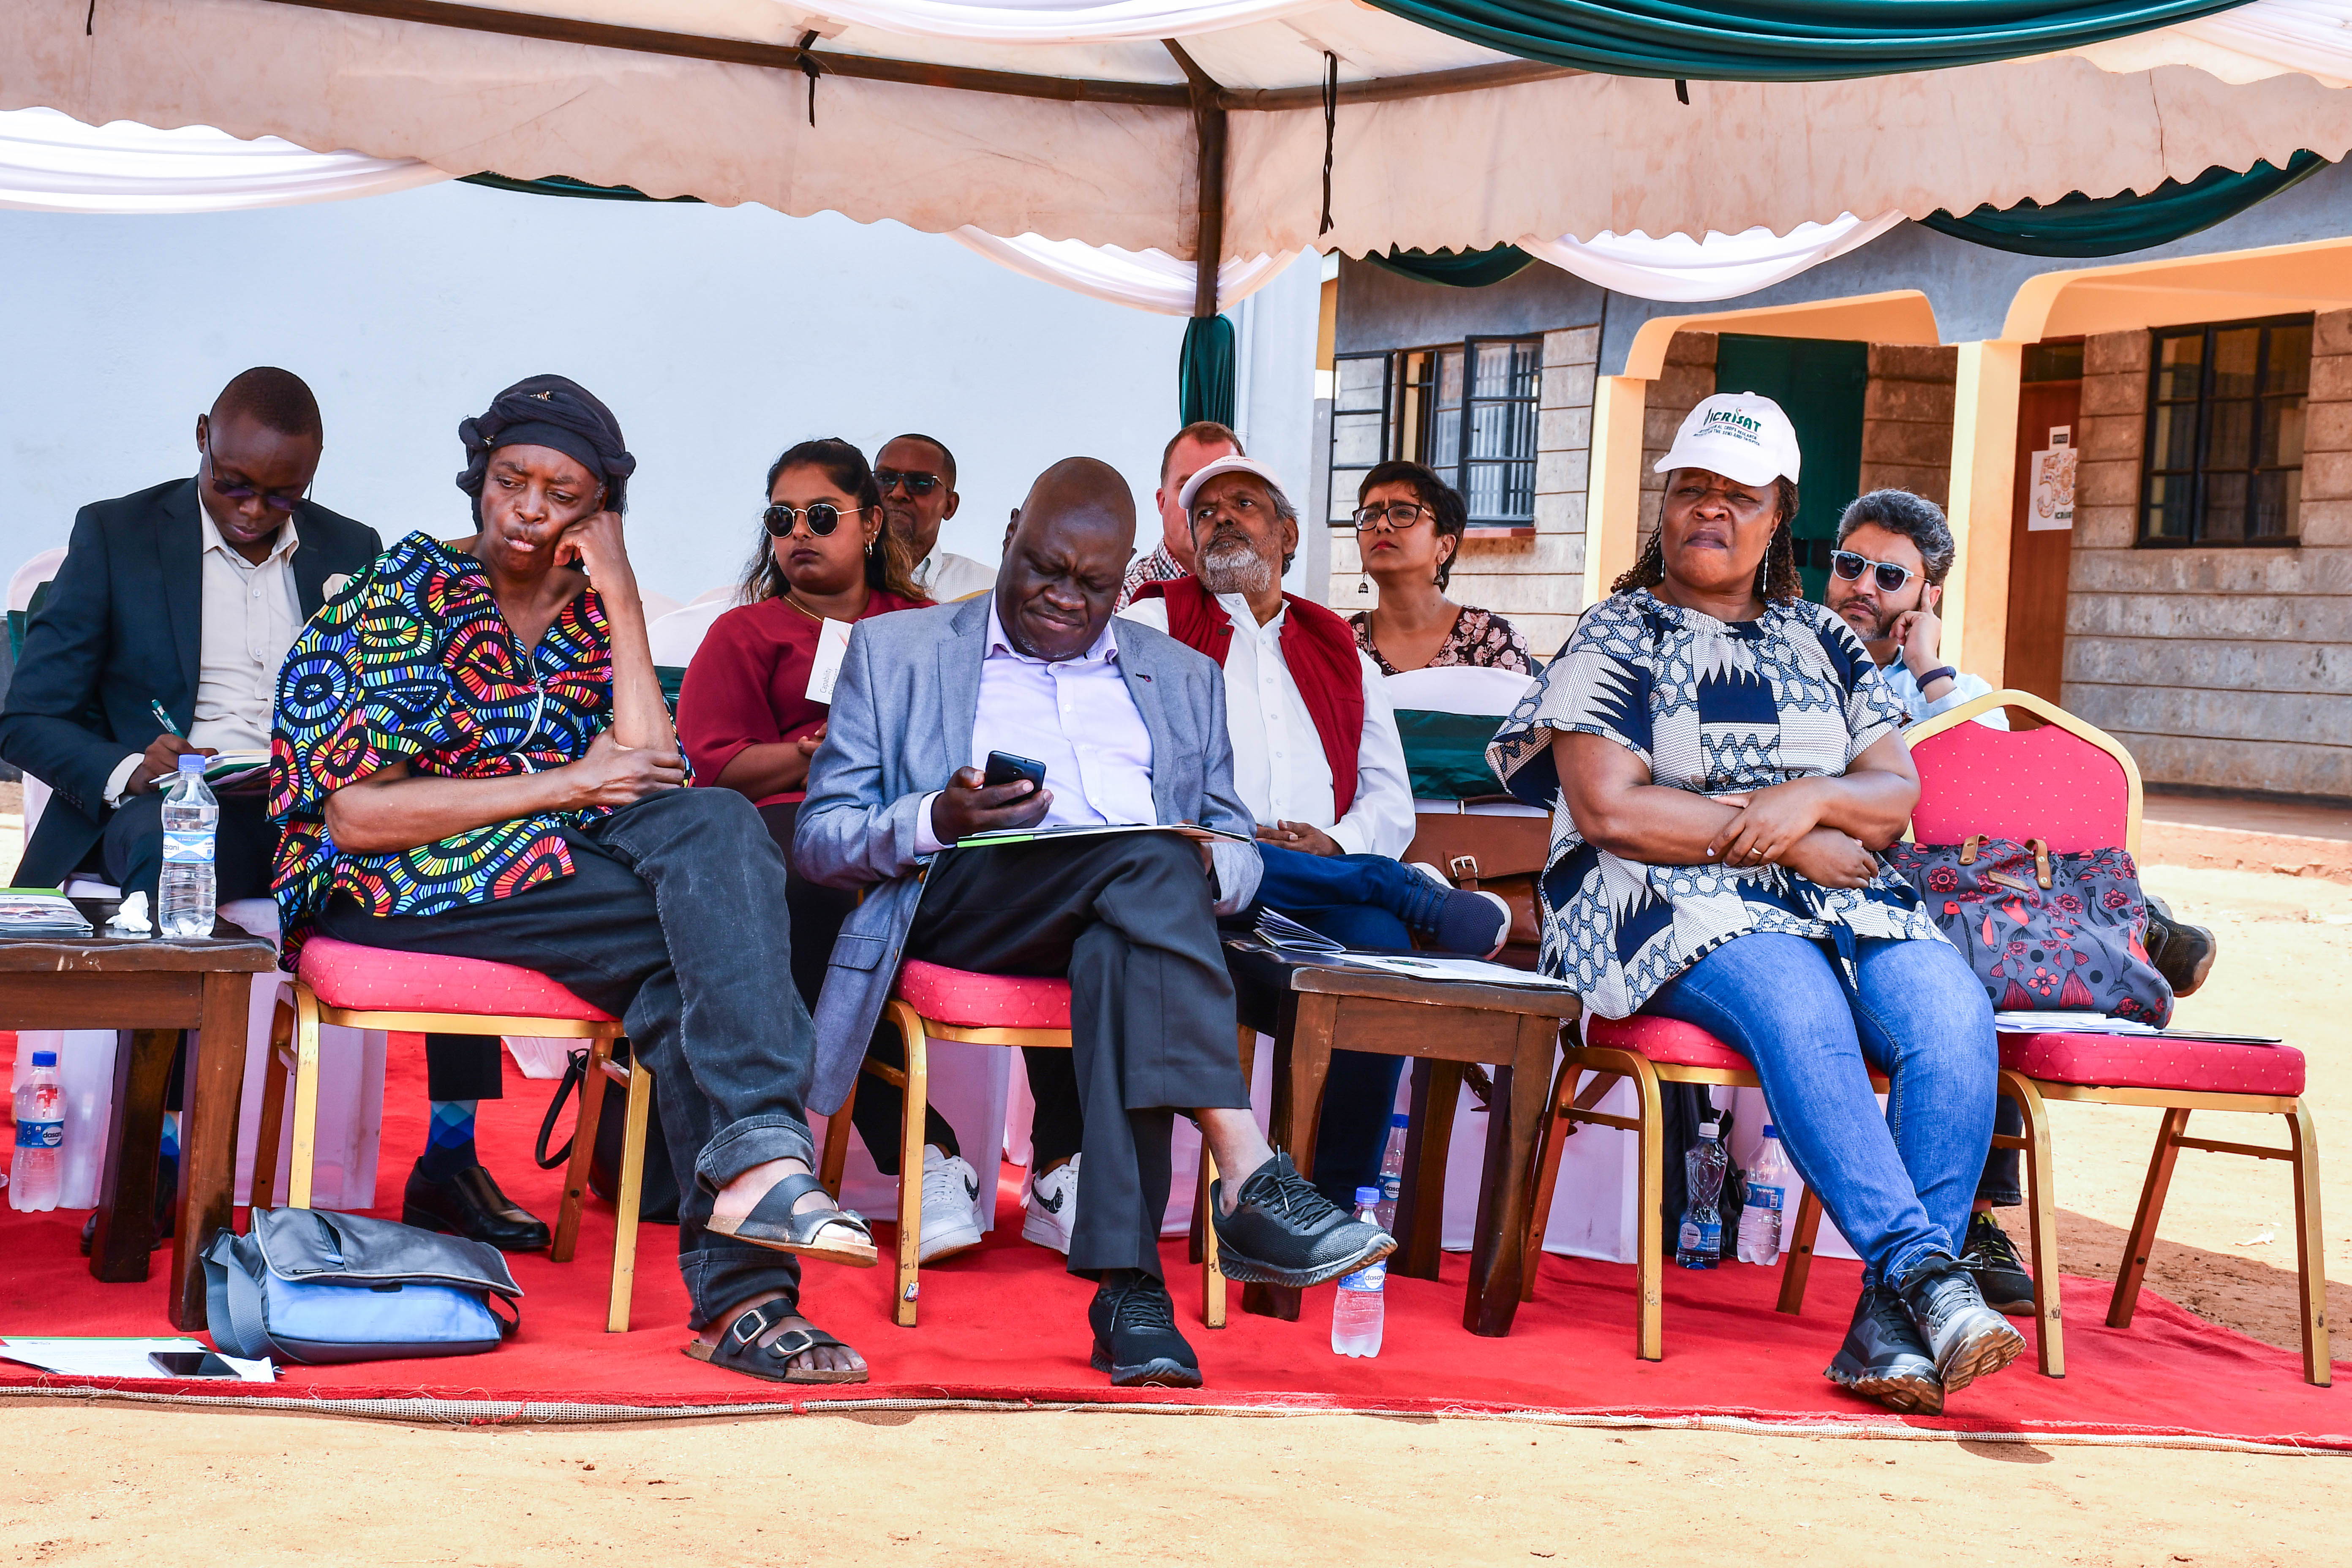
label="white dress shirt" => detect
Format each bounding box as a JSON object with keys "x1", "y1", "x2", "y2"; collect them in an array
[
  {"x1": 912, "y1": 601, "x2": 1158, "y2": 853},
  {"x1": 1122, "y1": 592, "x2": 1415, "y2": 859},
  {"x1": 103, "y1": 511, "x2": 301, "y2": 805},
  {"x1": 1875, "y1": 657, "x2": 2009, "y2": 731},
  {"x1": 912, "y1": 548, "x2": 999, "y2": 604}
]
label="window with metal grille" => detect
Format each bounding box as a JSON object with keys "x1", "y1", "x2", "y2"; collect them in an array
[
  {"x1": 2140, "y1": 315, "x2": 2310, "y2": 546},
  {"x1": 1324, "y1": 336, "x2": 1541, "y2": 530}
]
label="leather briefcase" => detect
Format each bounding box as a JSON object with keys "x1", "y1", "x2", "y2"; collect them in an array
[{"x1": 1404, "y1": 809, "x2": 1550, "y2": 969}]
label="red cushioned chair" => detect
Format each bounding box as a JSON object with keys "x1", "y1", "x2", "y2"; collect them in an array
[
  {"x1": 814, "y1": 959, "x2": 1254, "y2": 1330},
  {"x1": 254, "y1": 937, "x2": 653, "y2": 1332},
  {"x1": 1908, "y1": 689, "x2": 2328, "y2": 1385}
]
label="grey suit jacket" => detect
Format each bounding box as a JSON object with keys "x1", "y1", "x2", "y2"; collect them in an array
[{"x1": 793, "y1": 592, "x2": 1262, "y2": 1113}]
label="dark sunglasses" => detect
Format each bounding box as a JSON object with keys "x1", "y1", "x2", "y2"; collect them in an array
[
  {"x1": 205, "y1": 436, "x2": 308, "y2": 514},
  {"x1": 873, "y1": 469, "x2": 943, "y2": 497},
  {"x1": 1829, "y1": 550, "x2": 1917, "y2": 595},
  {"x1": 762, "y1": 502, "x2": 868, "y2": 538}
]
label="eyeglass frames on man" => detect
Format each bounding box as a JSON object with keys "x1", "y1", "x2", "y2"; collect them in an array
[
  {"x1": 1829, "y1": 550, "x2": 1918, "y2": 595},
  {"x1": 762, "y1": 503, "x2": 871, "y2": 538},
  {"x1": 204, "y1": 435, "x2": 309, "y2": 514},
  {"x1": 1352, "y1": 501, "x2": 1434, "y2": 533},
  {"x1": 873, "y1": 469, "x2": 944, "y2": 497}
]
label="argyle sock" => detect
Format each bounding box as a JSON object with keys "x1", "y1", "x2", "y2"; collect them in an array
[
  {"x1": 158, "y1": 1111, "x2": 180, "y2": 1162},
  {"x1": 417, "y1": 1099, "x2": 480, "y2": 1181}
]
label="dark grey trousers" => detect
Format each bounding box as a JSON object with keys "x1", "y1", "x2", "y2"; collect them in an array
[
  {"x1": 904, "y1": 833, "x2": 1250, "y2": 1280},
  {"x1": 318, "y1": 788, "x2": 818, "y2": 1328}
]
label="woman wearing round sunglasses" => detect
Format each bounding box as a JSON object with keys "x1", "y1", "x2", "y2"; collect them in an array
[{"x1": 1344, "y1": 460, "x2": 1533, "y2": 676}]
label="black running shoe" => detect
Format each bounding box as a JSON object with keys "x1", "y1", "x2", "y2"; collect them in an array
[
  {"x1": 1896, "y1": 1252, "x2": 2026, "y2": 1397},
  {"x1": 1209, "y1": 1151, "x2": 1396, "y2": 1288},
  {"x1": 1824, "y1": 1284, "x2": 1944, "y2": 1415},
  {"x1": 2144, "y1": 895, "x2": 2217, "y2": 998},
  {"x1": 1088, "y1": 1271, "x2": 1202, "y2": 1388},
  {"x1": 1961, "y1": 1210, "x2": 2037, "y2": 1317}
]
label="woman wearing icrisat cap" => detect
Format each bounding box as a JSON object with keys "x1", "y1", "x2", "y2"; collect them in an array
[
  {"x1": 270, "y1": 375, "x2": 874, "y2": 1384},
  {"x1": 1486, "y1": 392, "x2": 2016, "y2": 1414}
]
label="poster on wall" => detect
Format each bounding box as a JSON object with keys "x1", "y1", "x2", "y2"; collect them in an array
[{"x1": 2028, "y1": 426, "x2": 2076, "y2": 531}]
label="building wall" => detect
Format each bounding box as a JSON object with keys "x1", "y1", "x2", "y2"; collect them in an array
[
  {"x1": 2064, "y1": 318, "x2": 2352, "y2": 799},
  {"x1": 1859, "y1": 344, "x2": 1959, "y2": 508},
  {"x1": 1638, "y1": 332, "x2": 1718, "y2": 536}
]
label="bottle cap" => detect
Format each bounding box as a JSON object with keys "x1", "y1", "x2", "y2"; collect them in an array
[
  {"x1": 1699, "y1": 1119, "x2": 1720, "y2": 1138},
  {"x1": 177, "y1": 753, "x2": 205, "y2": 773},
  {"x1": 1762, "y1": 1124, "x2": 1778, "y2": 1139},
  {"x1": 1355, "y1": 1186, "x2": 1383, "y2": 1207},
  {"x1": 30, "y1": 1051, "x2": 57, "y2": 1067}
]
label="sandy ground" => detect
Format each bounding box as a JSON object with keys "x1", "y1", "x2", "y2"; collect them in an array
[{"x1": 1, "y1": 780, "x2": 2348, "y2": 1560}]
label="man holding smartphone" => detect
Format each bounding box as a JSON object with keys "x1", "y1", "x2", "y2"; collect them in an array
[{"x1": 796, "y1": 456, "x2": 1392, "y2": 1388}]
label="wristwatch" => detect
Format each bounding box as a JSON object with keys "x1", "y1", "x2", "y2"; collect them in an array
[{"x1": 1914, "y1": 664, "x2": 1958, "y2": 688}]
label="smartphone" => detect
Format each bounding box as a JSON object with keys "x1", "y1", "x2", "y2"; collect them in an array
[
  {"x1": 981, "y1": 751, "x2": 1046, "y2": 792},
  {"x1": 148, "y1": 1350, "x2": 240, "y2": 1378}
]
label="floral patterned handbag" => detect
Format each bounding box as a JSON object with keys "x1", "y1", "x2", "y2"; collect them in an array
[{"x1": 1882, "y1": 836, "x2": 2174, "y2": 1026}]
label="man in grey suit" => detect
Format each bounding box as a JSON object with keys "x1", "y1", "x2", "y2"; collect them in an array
[{"x1": 796, "y1": 457, "x2": 1393, "y2": 1388}]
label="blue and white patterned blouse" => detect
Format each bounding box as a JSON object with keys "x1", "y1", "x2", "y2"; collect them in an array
[{"x1": 1486, "y1": 588, "x2": 1943, "y2": 1018}]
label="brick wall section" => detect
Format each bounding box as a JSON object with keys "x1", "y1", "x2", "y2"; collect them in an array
[
  {"x1": 2063, "y1": 318, "x2": 2352, "y2": 799},
  {"x1": 1859, "y1": 344, "x2": 1957, "y2": 507},
  {"x1": 1638, "y1": 332, "x2": 1718, "y2": 538},
  {"x1": 1329, "y1": 324, "x2": 1597, "y2": 655}
]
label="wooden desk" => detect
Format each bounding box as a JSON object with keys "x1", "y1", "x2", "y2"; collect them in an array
[
  {"x1": 1227, "y1": 943, "x2": 1580, "y2": 1337},
  {"x1": 0, "y1": 911, "x2": 277, "y2": 1328}
]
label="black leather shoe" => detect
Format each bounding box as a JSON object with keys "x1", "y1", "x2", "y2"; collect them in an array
[
  {"x1": 1897, "y1": 1252, "x2": 2026, "y2": 1396},
  {"x1": 1960, "y1": 1210, "x2": 2036, "y2": 1316},
  {"x1": 1824, "y1": 1284, "x2": 1944, "y2": 1414},
  {"x1": 1209, "y1": 1151, "x2": 1395, "y2": 1288},
  {"x1": 403, "y1": 1160, "x2": 551, "y2": 1252},
  {"x1": 1088, "y1": 1271, "x2": 1201, "y2": 1388},
  {"x1": 2144, "y1": 895, "x2": 2217, "y2": 998},
  {"x1": 80, "y1": 1152, "x2": 176, "y2": 1257}
]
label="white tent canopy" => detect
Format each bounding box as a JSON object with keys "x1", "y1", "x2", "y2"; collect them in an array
[{"x1": 6, "y1": 0, "x2": 2352, "y2": 266}]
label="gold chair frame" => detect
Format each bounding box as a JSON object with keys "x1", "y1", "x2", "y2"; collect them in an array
[{"x1": 253, "y1": 984, "x2": 653, "y2": 1333}]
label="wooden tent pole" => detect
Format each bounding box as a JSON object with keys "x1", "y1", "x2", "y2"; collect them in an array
[{"x1": 1165, "y1": 41, "x2": 1228, "y2": 316}]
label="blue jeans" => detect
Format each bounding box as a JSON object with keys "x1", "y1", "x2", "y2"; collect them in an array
[
  {"x1": 1250, "y1": 844, "x2": 1447, "y2": 1206},
  {"x1": 1643, "y1": 933, "x2": 1996, "y2": 1290}
]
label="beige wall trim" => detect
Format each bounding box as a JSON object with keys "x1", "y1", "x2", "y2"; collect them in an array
[
  {"x1": 1943, "y1": 340, "x2": 2024, "y2": 685},
  {"x1": 1583, "y1": 375, "x2": 1648, "y2": 609},
  {"x1": 2004, "y1": 237, "x2": 2352, "y2": 344},
  {"x1": 1616, "y1": 292, "x2": 1941, "y2": 381}
]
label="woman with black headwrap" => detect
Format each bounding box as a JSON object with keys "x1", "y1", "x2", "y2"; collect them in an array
[{"x1": 269, "y1": 375, "x2": 873, "y2": 1383}]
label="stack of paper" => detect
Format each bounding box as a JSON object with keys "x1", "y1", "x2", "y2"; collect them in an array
[
  {"x1": 202, "y1": 750, "x2": 272, "y2": 790},
  {"x1": 0, "y1": 890, "x2": 94, "y2": 937}
]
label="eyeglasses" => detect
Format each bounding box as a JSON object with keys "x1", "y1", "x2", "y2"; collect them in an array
[
  {"x1": 873, "y1": 470, "x2": 943, "y2": 497},
  {"x1": 762, "y1": 503, "x2": 870, "y2": 538},
  {"x1": 1829, "y1": 550, "x2": 1918, "y2": 595},
  {"x1": 1352, "y1": 501, "x2": 1433, "y2": 533},
  {"x1": 204, "y1": 436, "x2": 308, "y2": 514}
]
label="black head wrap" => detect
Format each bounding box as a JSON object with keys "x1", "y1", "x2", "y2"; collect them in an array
[{"x1": 456, "y1": 374, "x2": 637, "y2": 518}]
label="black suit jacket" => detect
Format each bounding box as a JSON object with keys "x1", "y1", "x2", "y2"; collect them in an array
[{"x1": 0, "y1": 478, "x2": 381, "y2": 887}]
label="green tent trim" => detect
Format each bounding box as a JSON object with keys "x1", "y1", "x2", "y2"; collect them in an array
[
  {"x1": 1365, "y1": 245, "x2": 1536, "y2": 289},
  {"x1": 1922, "y1": 151, "x2": 2328, "y2": 258}
]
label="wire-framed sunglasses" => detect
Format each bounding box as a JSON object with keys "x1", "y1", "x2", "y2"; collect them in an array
[
  {"x1": 1829, "y1": 550, "x2": 1917, "y2": 594},
  {"x1": 873, "y1": 469, "x2": 943, "y2": 497},
  {"x1": 204, "y1": 435, "x2": 310, "y2": 514},
  {"x1": 762, "y1": 502, "x2": 870, "y2": 538}
]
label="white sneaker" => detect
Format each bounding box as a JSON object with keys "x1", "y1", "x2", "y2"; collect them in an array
[
  {"x1": 916, "y1": 1147, "x2": 985, "y2": 1264},
  {"x1": 1022, "y1": 1155, "x2": 1080, "y2": 1255}
]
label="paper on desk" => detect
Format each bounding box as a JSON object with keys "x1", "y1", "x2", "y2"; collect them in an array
[
  {"x1": 0, "y1": 1336, "x2": 275, "y2": 1381},
  {"x1": 1327, "y1": 952, "x2": 1579, "y2": 991},
  {"x1": 804, "y1": 618, "x2": 854, "y2": 705}
]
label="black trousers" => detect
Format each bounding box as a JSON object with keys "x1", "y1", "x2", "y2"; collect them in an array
[
  {"x1": 101, "y1": 787, "x2": 276, "y2": 905},
  {"x1": 319, "y1": 789, "x2": 819, "y2": 1328},
  {"x1": 758, "y1": 802, "x2": 957, "y2": 1175},
  {"x1": 905, "y1": 834, "x2": 1250, "y2": 1279},
  {"x1": 1979, "y1": 1094, "x2": 2024, "y2": 1207}
]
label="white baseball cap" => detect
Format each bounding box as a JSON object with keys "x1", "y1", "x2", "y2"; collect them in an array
[
  {"x1": 1653, "y1": 391, "x2": 1801, "y2": 488},
  {"x1": 1177, "y1": 453, "x2": 1293, "y2": 516}
]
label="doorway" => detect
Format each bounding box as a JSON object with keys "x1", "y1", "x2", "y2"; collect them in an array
[
  {"x1": 2003, "y1": 340, "x2": 2085, "y2": 703},
  {"x1": 1714, "y1": 334, "x2": 1869, "y2": 600}
]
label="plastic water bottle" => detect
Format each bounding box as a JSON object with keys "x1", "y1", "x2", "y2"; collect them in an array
[
  {"x1": 11, "y1": 1051, "x2": 65, "y2": 1212},
  {"x1": 1375, "y1": 1112, "x2": 1409, "y2": 1232},
  {"x1": 1737, "y1": 1124, "x2": 1792, "y2": 1265},
  {"x1": 1676, "y1": 1119, "x2": 1728, "y2": 1269},
  {"x1": 158, "y1": 755, "x2": 218, "y2": 939},
  {"x1": 1331, "y1": 1186, "x2": 1386, "y2": 1358}
]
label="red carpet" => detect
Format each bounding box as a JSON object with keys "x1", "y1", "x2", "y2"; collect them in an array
[{"x1": 0, "y1": 1034, "x2": 2341, "y2": 1447}]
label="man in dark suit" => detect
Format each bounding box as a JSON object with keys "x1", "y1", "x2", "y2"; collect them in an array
[{"x1": 2, "y1": 367, "x2": 379, "y2": 904}]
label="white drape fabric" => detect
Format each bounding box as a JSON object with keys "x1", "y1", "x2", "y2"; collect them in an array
[
  {"x1": 1518, "y1": 210, "x2": 1908, "y2": 304},
  {"x1": 0, "y1": 105, "x2": 448, "y2": 213},
  {"x1": 796, "y1": 0, "x2": 1319, "y2": 42},
  {"x1": 2067, "y1": 0, "x2": 2352, "y2": 89},
  {"x1": 948, "y1": 228, "x2": 1300, "y2": 312}
]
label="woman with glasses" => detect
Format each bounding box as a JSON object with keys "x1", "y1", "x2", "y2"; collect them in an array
[
  {"x1": 1488, "y1": 393, "x2": 2016, "y2": 1416},
  {"x1": 673, "y1": 440, "x2": 967, "y2": 1253},
  {"x1": 1345, "y1": 460, "x2": 1533, "y2": 676}
]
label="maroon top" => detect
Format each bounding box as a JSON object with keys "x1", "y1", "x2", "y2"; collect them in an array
[{"x1": 677, "y1": 588, "x2": 928, "y2": 806}]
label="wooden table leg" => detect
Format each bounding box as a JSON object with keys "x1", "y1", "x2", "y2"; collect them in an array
[
  {"x1": 1243, "y1": 992, "x2": 1338, "y2": 1323},
  {"x1": 1462, "y1": 1020, "x2": 1552, "y2": 1336},
  {"x1": 90, "y1": 1029, "x2": 178, "y2": 1283},
  {"x1": 170, "y1": 972, "x2": 252, "y2": 1330},
  {"x1": 1391, "y1": 1059, "x2": 1461, "y2": 1282}
]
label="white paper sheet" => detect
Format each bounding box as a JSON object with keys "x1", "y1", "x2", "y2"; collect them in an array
[{"x1": 0, "y1": 1336, "x2": 275, "y2": 1381}]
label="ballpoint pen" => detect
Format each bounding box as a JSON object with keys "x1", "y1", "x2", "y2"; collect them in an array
[{"x1": 149, "y1": 700, "x2": 183, "y2": 738}]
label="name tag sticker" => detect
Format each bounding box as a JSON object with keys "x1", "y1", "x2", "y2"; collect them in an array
[{"x1": 805, "y1": 619, "x2": 854, "y2": 705}]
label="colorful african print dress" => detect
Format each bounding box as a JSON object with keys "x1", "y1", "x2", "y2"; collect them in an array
[
  {"x1": 269, "y1": 532, "x2": 621, "y2": 961},
  {"x1": 1485, "y1": 588, "x2": 1945, "y2": 1019}
]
